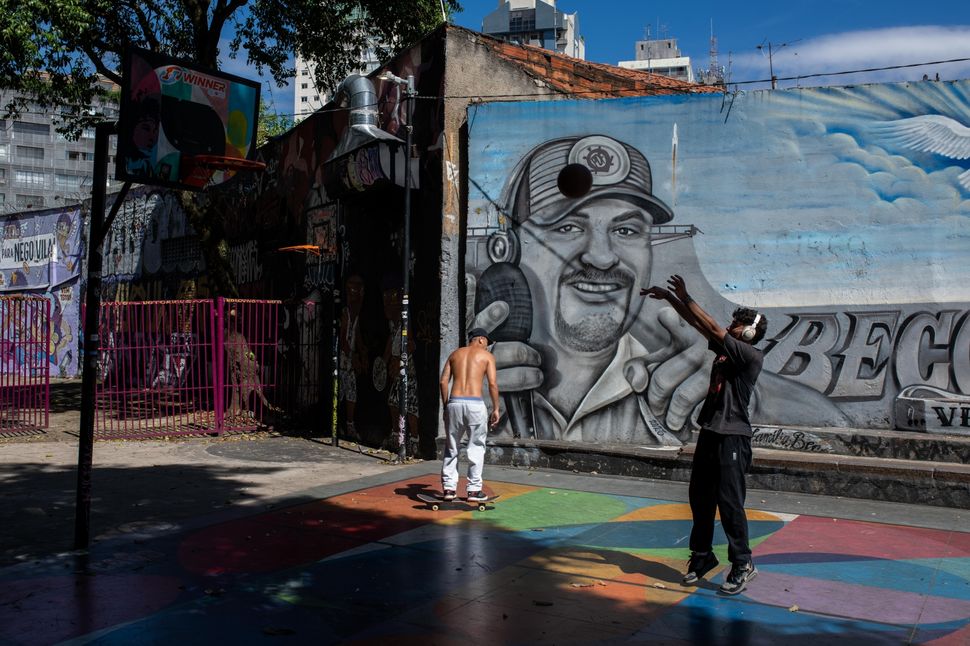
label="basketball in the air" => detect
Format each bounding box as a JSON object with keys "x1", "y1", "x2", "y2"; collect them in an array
[{"x1": 557, "y1": 163, "x2": 593, "y2": 198}]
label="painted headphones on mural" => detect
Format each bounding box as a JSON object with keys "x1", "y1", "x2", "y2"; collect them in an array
[{"x1": 741, "y1": 313, "x2": 762, "y2": 342}]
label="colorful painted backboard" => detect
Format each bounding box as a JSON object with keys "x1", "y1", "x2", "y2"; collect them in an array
[{"x1": 116, "y1": 47, "x2": 260, "y2": 191}]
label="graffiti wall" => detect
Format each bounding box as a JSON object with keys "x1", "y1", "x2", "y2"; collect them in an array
[
  {"x1": 1, "y1": 206, "x2": 83, "y2": 376},
  {"x1": 466, "y1": 80, "x2": 970, "y2": 443},
  {"x1": 99, "y1": 31, "x2": 449, "y2": 450}
]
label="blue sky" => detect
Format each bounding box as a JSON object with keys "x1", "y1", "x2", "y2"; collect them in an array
[
  {"x1": 234, "y1": 1, "x2": 970, "y2": 117},
  {"x1": 455, "y1": 1, "x2": 970, "y2": 87}
]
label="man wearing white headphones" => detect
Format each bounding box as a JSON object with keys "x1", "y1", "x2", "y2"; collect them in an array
[{"x1": 642, "y1": 274, "x2": 766, "y2": 596}]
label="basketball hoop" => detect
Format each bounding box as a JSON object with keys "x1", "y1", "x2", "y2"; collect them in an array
[
  {"x1": 277, "y1": 244, "x2": 322, "y2": 257},
  {"x1": 183, "y1": 154, "x2": 267, "y2": 189}
]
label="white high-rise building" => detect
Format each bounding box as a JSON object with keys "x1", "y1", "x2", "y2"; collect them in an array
[
  {"x1": 293, "y1": 38, "x2": 382, "y2": 123},
  {"x1": 618, "y1": 37, "x2": 694, "y2": 83},
  {"x1": 0, "y1": 79, "x2": 121, "y2": 214},
  {"x1": 482, "y1": 0, "x2": 585, "y2": 60}
]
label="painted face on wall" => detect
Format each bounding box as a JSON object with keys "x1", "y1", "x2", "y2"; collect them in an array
[
  {"x1": 519, "y1": 197, "x2": 653, "y2": 352},
  {"x1": 345, "y1": 275, "x2": 364, "y2": 309}
]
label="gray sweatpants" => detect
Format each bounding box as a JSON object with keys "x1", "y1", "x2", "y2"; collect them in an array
[{"x1": 442, "y1": 397, "x2": 488, "y2": 491}]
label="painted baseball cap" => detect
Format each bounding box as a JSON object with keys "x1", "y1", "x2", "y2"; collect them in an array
[{"x1": 502, "y1": 135, "x2": 674, "y2": 226}]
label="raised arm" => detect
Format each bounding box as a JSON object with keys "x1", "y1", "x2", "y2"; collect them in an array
[{"x1": 641, "y1": 274, "x2": 726, "y2": 343}]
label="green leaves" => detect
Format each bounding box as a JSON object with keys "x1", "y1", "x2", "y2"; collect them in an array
[{"x1": 2, "y1": 0, "x2": 461, "y2": 136}]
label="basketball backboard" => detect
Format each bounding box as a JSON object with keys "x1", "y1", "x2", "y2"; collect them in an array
[{"x1": 116, "y1": 47, "x2": 261, "y2": 191}]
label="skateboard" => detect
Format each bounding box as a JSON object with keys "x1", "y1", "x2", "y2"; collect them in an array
[{"x1": 416, "y1": 493, "x2": 501, "y2": 512}]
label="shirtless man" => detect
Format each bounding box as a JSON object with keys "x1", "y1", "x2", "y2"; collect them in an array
[{"x1": 438, "y1": 328, "x2": 501, "y2": 502}]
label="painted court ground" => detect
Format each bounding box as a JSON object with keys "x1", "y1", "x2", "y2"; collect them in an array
[{"x1": 1, "y1": 466, "x2": 968, "y2": 645}]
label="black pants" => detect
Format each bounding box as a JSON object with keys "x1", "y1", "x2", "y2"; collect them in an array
[{"x1": 688, "y1": 429, "x2": 753, "y2": 565}]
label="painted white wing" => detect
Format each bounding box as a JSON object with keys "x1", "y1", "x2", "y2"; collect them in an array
[{"x1": 874, "y1": 115, "x2": 970, "y2": 189}]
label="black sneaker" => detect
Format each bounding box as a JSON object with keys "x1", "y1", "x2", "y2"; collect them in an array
[
  {"x1": 719, "y1": 562, "x2": 758, "y2": 595},
  {"x1": 442, "y1": 489, "x2": 457, "y2": 501},
  {"x1": 466, "y1": 490, "x2": 487, "y2": 502},
  {"x1": 682, "y1": 551, "x2": 719, "y2": 584}
]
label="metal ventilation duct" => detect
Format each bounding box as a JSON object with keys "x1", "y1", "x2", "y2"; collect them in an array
[{"x1": 327, "y1": 74, "x2": 403, "y2": 161}]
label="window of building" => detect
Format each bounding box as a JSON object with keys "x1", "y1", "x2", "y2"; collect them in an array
[
  {"x1": 509, "y1": 9, "x2": 536, "y2": 33},
  {"x1": 12, "y1": 121, "x2": 50, "y2": 136},
  {"x1": 301, "y1": 96, "x2": 308, "y2": 103},
  {"x1": 0, "y1": 169, "x2": 5, "y2": 183},
  {"x1": 81, "y1": 128, "x2": 96, "y2": 139},
  {"x1": 301, "y1": 83, "x2": 308, "y2": 89},
  {"x1": 0, "y1": 193, "x2": 4, "y2": 205},
  {"x1": 15, "y1": 194, "x2": 44, "y2": 208},
  {"x1": 0, "y1": 143, "x2": 6, "y2": 161},
  {"x1": 67, "y1": 150, "x2": 95, "y2": 161},
  {"x1": 313, "y1": 95, "x2": 319, "y2": 102},
  {"x1": 16, "y1": 145, "x2": 44, "y2": 161},
  {"x1": 55, "y1": 173, "x2": 83, "y2": 192},
  {"x1": 15, "y1": 170, "x2": 46, "y2": 187}
]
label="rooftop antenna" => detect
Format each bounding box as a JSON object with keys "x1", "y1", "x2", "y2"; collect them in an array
[{"x1": 709, "y1": 19, "x2": 719, "y2": 71}]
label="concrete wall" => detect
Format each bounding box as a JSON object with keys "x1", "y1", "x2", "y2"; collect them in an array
[
  {"x1": 466, "y1": 80, "x2": 970, "y2": 442},
  {"x1": 440, "y1": 28, "x2": 572, "y2": 383}
]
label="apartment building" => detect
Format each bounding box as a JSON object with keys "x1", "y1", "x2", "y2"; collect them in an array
[
  {"x1": 293, "y1": 38, "x2": 382, "y2": 123},
  {"x1": 482, "y1": 0, "x2": 585, "y2": 60},
  {"x1": 0, "y1": 86, "x2": 120, "y2": 213},
  {"x1": 618, "y1": 36, "x2": 694, "y2": 83}
]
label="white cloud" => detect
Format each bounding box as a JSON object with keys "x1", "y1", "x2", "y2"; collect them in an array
[{"x1": 732, "y1": 26, "x2": 970, "y2": 87}]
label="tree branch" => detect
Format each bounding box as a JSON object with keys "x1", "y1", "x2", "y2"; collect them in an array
[{"x1": 80, "y1": 45, "x2": 123, "y2": 85}]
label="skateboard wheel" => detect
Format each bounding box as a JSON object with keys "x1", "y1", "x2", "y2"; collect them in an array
[
  {"x1": 432, "y1": 504, "x2": 439, "y2": 511},
  {"x1": 478, "y1": 504, "x2": 486, "y2": 511}
]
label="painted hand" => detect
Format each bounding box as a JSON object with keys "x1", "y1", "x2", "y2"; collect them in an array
[
  {"x1": 624, "y1": 305, "x2": 710, "y2": 433},
  {"x1": 470, "y1": 300, "x2": 543, "y2": 393}
]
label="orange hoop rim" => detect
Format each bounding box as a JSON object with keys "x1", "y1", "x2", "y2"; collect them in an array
[{"x1": 277, "y1": 244, "x2": 321, "y2": 257}]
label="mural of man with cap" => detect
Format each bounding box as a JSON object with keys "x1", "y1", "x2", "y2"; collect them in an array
[
  {"x1": 471, "y1": 135, "x2": 689, "y2": 444},
  {"x1": 469, "y1": 133, "x2": 850, "y2": 445}
]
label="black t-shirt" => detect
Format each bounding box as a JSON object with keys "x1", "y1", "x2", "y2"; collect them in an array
[{"x1": 696, "y1": 334, "x2": 763, "y2": 436}]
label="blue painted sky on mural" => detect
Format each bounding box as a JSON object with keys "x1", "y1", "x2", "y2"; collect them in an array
[{"x1": 466, "y1": 82, "x2": 970, "y2": 306}]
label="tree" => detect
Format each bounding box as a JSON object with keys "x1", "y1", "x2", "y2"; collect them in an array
[
  {"x1": 256, "y1": 97, "x2": 293, "y2": 147},
  {"x1": 1, "y1": 0, "x2": 461, "y2": 295},
  {"x1": 0, "y1": 0, "x2": 462, "y2": 136}
]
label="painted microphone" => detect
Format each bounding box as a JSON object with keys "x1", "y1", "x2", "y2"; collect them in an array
[{"x1": 474, "y1": 261, "x2": 536, "y2": 439}]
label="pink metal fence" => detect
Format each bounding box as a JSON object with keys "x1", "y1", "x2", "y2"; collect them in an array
[
  {"x1": 0, "y1": 295, "x2": 51, "y2": 435},
  {"x1": 219, "y1": 298, "x2": 279, "y2": 432},
  {"x1": 95, "y1": 298, "x2": 280, "y2": 439}
]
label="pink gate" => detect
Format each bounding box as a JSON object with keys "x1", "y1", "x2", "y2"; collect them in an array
[
  {"x1": 218, "y1": 298, "x2": 279, "y2": 432},
  {"x1": 0, "y1": 295, "x2": 51, "y2": 434},
  {"x1": 95, "y1": 298, "x2": 280, "y2": 439}
]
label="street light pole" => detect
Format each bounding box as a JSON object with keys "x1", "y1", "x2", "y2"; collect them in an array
[
  {"x1": 397, "y1": 74, "x2": 415, "y2": 463},
  {"x1": 757, "y1": 40, "x2": 800, "y2": 90},
  {"x1": 380, "y1": 71, "x2": 416, "y2": 463},
  {"x1": 756, "y1": 41, "x2": 777, "y2": 89}
]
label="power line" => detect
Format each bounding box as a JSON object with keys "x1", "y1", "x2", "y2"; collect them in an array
[
  {"x1": 5, "y1": 55, "x2": 970, "y2": 121},
  {"x1": 731, "y1": 56, "x2": 970, "y2": 87}
]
